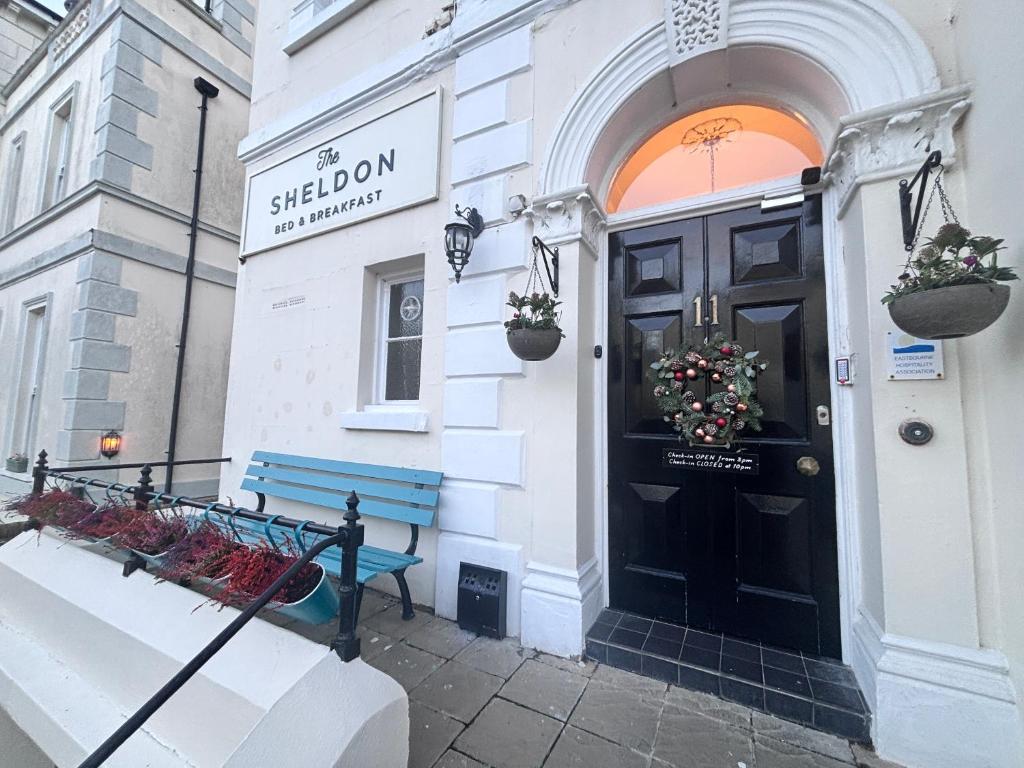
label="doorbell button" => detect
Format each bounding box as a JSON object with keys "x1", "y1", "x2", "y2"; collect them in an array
[{"x1": 899, "y1": 420, "x2": 933, "y2": 446}]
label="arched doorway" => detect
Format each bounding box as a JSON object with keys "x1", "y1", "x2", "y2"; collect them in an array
[{"x1": 604, "y1": 103, "x2": 838, "y2": 657}]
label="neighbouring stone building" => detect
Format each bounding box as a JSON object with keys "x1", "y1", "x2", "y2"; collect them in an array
[
  {"x1": 0, "y1": 0, "x2": 255, "y2": 498},
  {"x1": 0, "y1": 0, "x2": 59, "y2": 94},
  {"x1": 214, "y1": 1, "x2": 1024, "y2": 766}
]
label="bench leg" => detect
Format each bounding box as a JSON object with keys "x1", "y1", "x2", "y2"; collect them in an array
[{"x1": 394, "y1": 569, "x2": 415, "y2": 620}]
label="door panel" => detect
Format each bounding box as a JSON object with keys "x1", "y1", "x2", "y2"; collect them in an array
[{"x1": 608, "y1": 197, "x2": 840, "y2": 658}]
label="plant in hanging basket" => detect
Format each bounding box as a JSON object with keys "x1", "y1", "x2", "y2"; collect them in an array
[
  {"x1": 505, "y1": 291, "x2": 564, "y2": 361},
  {"x1": 158, "y1": 521, "x2": 240, "y2": 584},
  {"x1": 67, "y1": 503, "x2": 146, "y2": 541},
  {"x1": 10, "y1": 490, "x2": 94, "y2": 530},
  {"x1": 884, "y1": 223, "x2": 1017, "y2": 339},
  {"x1": 114, "y1": 508, "x2": 191, "y2": 556}
]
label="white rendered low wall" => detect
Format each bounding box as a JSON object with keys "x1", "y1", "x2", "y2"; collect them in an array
[{"x1": 0, "y1": 529, "x2": 408, "y2": 768}]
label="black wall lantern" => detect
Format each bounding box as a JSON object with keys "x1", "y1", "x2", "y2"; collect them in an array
[
  {"x1": 445, "y1": 205, "x2": 484, "y2": 283},
  {"x1": 100, "y1": 430, "x2": 122, "y2": 459}
]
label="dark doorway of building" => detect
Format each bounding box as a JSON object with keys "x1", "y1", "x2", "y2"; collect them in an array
[{"x1": 607, "y1": 196, "x2": 840, "y2": 659}]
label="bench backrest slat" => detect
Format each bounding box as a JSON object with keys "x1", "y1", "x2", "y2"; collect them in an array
[
  {"x1": 251, "y1": 451, "x2": 442, "y2": 487},
  {"x1": 241, "y1": 477, "x2": 436, "y2": 527},
  {"x1": 244, "y1": 464, "x2": 439, "y2": 507}
]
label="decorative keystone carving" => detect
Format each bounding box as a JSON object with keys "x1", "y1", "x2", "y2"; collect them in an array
[
  {"x1": 825, "y1": 87, "x2": 971, "y2": 217},
  {"x1": 524, "y1": 188, "x2": 607, "y2": 258},
  {"x1": 52, "y1": 2, "x2": 91, "y2": 60},
  {"x1": 664, "y1": 0, "x2": 729, "y2": 65}
]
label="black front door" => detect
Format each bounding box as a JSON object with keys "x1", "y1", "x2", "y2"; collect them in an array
[{"x1": 607, "y1": 196, "x2": 840, "y2": 658}]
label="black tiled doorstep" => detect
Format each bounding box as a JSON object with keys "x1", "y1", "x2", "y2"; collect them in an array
[{"x1": 586, "y1": 609, "x2": 871, "y2": 745}]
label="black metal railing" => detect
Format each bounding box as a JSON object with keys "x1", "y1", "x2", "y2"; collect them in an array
[{"x1": 29, "y1": 451, "x2": 364, "y2": 768}]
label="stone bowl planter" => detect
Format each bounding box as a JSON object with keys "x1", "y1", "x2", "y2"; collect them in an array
[
  {"x1": 888, "y1": 283, "x2": 1011, "y2": 340},
  {"x1": 507, "y1": 328, "x2": 562, "y2": 361},
  {"x1": 5, "y1": 456, "x2": 28, "y2": 473}
]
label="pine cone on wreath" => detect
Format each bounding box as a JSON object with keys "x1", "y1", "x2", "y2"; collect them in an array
[
  {"x1": 712, "y1": 402, "x2": 723, "y2": 413},
  {"x1": 731, "y1": 344, "x2": 744, "y2": 356},
  {"x1": 654, "y1": 385, "x2": 667, "y2": 397},
  {"x1": 735, "y1": 420, "x2": 747, "y2": 430},
  {"x1": 683, "y1": 391, "x2": 696, "y2": 404},
  {"x1": 704, "y1": 423, "x2": 719, "y2": 436},
  {"x1": 724, "y1": 392, "x2": 739, "y2": 406},
  {"x1": 671, "y1": 380, "x2": 685, "y2": 390},
  {"x1": 724, "y1": 365, "x2": 737, "y2": 377},
  {"x1": 714, "y1": 361, "x2": 726, "y2": 373},
  {"x1": 685, "y1": 351, "x2": 701, "y2": 364}
]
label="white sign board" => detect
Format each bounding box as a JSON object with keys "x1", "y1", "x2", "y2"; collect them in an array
[
  {"x1": 242, "y1": 90, "x2": 442, "y2": 256},
  {"x1": 886, "y1": 332, "x2": 944, "y2": 380}
]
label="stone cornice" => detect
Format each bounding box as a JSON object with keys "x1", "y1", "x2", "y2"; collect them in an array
[{"x1": 824, "y1": 85, "x2": 972, "y2": 218}]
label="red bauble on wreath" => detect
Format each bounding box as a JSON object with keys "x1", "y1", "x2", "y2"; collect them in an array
[{"x1": 649, "y1": 333, "x2": 769, "y2": 447}]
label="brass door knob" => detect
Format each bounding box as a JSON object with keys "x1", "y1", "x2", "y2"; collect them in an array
[{"x1": 796, "y1": 456, "x2": 820, "y2": 476}]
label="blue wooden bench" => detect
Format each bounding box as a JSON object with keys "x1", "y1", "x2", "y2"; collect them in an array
[{"x1": 217, "y1": 451, "x2": 442, "y2": 621}]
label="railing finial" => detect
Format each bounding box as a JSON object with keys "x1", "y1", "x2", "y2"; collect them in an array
[{"x1": 32, "y1": 450, "x2": 49, "y2": 495}]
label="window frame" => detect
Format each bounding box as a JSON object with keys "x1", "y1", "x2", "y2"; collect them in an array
[
  {"x1": 6, "y1": 294, "x2": 52, "y2": 467},
  {"x1": 1, "y1": 132, "x2": 27, "y2": 235},
  {"x1": 374, "y1": 270, "x2": 425, "y2": 406},
  {"x1": 40, "y1": 85, "x2": 77, "y2": 212}
]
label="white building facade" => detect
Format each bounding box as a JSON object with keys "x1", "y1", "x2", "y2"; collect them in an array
[
  {"x1": 0, "y1": 0, "x2": 59, "y2": 93},
  {"x1": 224, "y1": 2, "x2": 1024, "y2": 766},
  {"x1": 0, "y1": 0, "x2": 255, "y2": 497}
]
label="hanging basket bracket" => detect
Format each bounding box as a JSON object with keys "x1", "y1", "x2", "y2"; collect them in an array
[
  {"x1": 899, "y1": 150, "x2": 942, "y2": 251},
  {"x1": 531, "y1": 236, "x2": 560, "y2": 297}
]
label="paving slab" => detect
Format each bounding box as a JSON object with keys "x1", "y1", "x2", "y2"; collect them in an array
[
  {"x1": 360, "y1": 587, "x2": 398, "y2": 618},
  {"x1": 455, "y1": 636, "x2": 535, "y2": 679},
  {"x1": 653, "y1": 707, "x2": 754, "y2": 768},
  {"x1": 366, "y1": 641, "x2": 445, "y2": 691},
  {"x1": 409, "y1": 700, "x2": 465, "y2": 768},
  {"x1": 666, "y1": 684, "x2": 753, "y2": 730},
  {"x1": 362, "y1": 602, "x2": 435, "y2": 640},
  {"x1": 754, "y1": 733, "x2": 853, "y2": 768},
  {"x1": 433, "y1": 750, "x2": 488, "y2": 768},
  {"x1": 358, "y1": 628, "x2": 397, "y2": 662},
  {"x1": 590, "y1": 662, "x2": 669, "y2": 697},
  {"x1": 753, "y1": 711, "x2": 855, "y2": 763},
  {"x1": 406, "y1": 617, "x2": 478, "y2": 659},
  {"x1": 534, "y1": 652, "x2": 597, "y2": 678},
  {"x1": 545, "y1": 725, "x2": 649, "y2": 768},
  {"x1": 851, "y1": 743, "x2": 905, "y2": 768},
  {"x1": 568, "y1": 681, "x2": 664, "y2": 754},
  {"x1": 499, "y1": 659, "x2": 588, "y2": 721},
  {"x1": 410, "y1": 660, "x2": 504, "y2": 723},
  {"x1": 454, "y1": 698, "x2": 562, "y2": 768}
]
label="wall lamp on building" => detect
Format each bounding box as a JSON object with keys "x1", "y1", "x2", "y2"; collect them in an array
[
  {"x1": 444, "y1": 205, "x2": 484, "y2": 283},
  {"x1": 99, "y1": 430, "x2": 122, "y2": 459}
]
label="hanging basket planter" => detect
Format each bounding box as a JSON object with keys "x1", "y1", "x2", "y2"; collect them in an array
[
  {"x1": 883, "y1": 162, "x2": 1016, "y2": 339},
  {"x1": 505, "y1": 238, "x2": 565, "y2": 362},
  {"x1": 507, "y1": 327, "x2": 562, "y2": 361},
  {"x1": 888, "y1": 282, "x2": 1011, "y2": 340},
  {"x1": 268, "y1": 564, "x2": 340, "y2": 625}
]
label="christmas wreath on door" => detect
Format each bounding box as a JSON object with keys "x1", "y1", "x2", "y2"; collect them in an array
[{"x1": 650, "y1": 334, "x2": 768, "y2": 446}]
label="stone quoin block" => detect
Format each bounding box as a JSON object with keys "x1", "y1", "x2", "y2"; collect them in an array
[
  {"x1": 456, "y1": 175, "x2": 508, "y2": 225},
  {"x1": 454, "y1": 24, "x2": 532, "y2": 95},
  {"x1": 56, "y1": 430, "x2": 103, "y2": 462},
  {"x1": 451, "y1": 120, "x2": 532, "y2": 185},
  {"x1": 447, "y1": 273, "x2": 506, "y2": 328},
  {"x1": 442, "y1": 430, "x2": 524, "y2": 486},
  {"x1": 443, "y1": 378, "x2": 502, "y2": 428},
  {"x1": 101, "y1": 68, "x2": 159, "y2": 118},
  {"x1": 71, "y1": 340, "x2": 131, "y2": 372},
  {"x1": 101, "y1": 42, "x2": 146, "y2": 80},
  {"x1": 91, "y1": 153, "x2": 135, "y2": 189},
  {"x1": 445, "y1": 326, "x2": 523, "y2": 377},
  {"x1": 437, "y1": 479, "x2": 501, "y2": 538},
  {"x1": 76, "y1": 251, "x2": 122, "y2": 285},
  {"x1": 453, "y1": 80, "x2": 509, "y2": 140},
  {"x1": 110, "y1": 15, "x2": 164, "y2": 65},
  {"x1": 94, "y1": 97, "x2": 140, "y2": 135},
  {"x1": 69, "y1": 309, "x2": 117, "y2": 342},
  {"x1": 459, "y1": 219, "x2": 529, "y2": 279},
  {"x1": 62, "y1": 369, "x2": 112, "y2": 401},
  {"x1": 62, "y1": 400, "x2": 126, "y2": 431},
  {"x1": 96, "y1": 124, "x2": 154, "y2": 170},
  {"x1": 77, "y1": 280, "x2": 138, "y2": 316}
]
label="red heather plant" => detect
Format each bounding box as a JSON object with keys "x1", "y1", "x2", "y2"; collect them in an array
[
  {"x1": 10, "y1": 490, "x2": 94, "y2": 529},
  {"x1": 69, "y1": 504, "x2": 146, "y2": 540},
  {"x1": 219, "y1": 544, "x2": 322, "y2": 606},
  {"x1": 159, "y1": 522, "x2": 241, "y2": 583},
  {"x1": 115, "y1": 509, "x2": 191, "y2": 555}
]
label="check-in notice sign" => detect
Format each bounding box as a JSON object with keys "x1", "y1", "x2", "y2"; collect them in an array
[{"x1": 241, "y1": 89, "x2": 442, "y2": 256}]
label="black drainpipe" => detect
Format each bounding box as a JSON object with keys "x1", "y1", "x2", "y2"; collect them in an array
[{"x1": 166, "y1": 77, "x2": 220, "y2": 494}]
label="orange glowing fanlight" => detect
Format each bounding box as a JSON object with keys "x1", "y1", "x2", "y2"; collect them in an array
[{"x1": 100, "y1": 430, "x2": 122, "y2": 459}]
